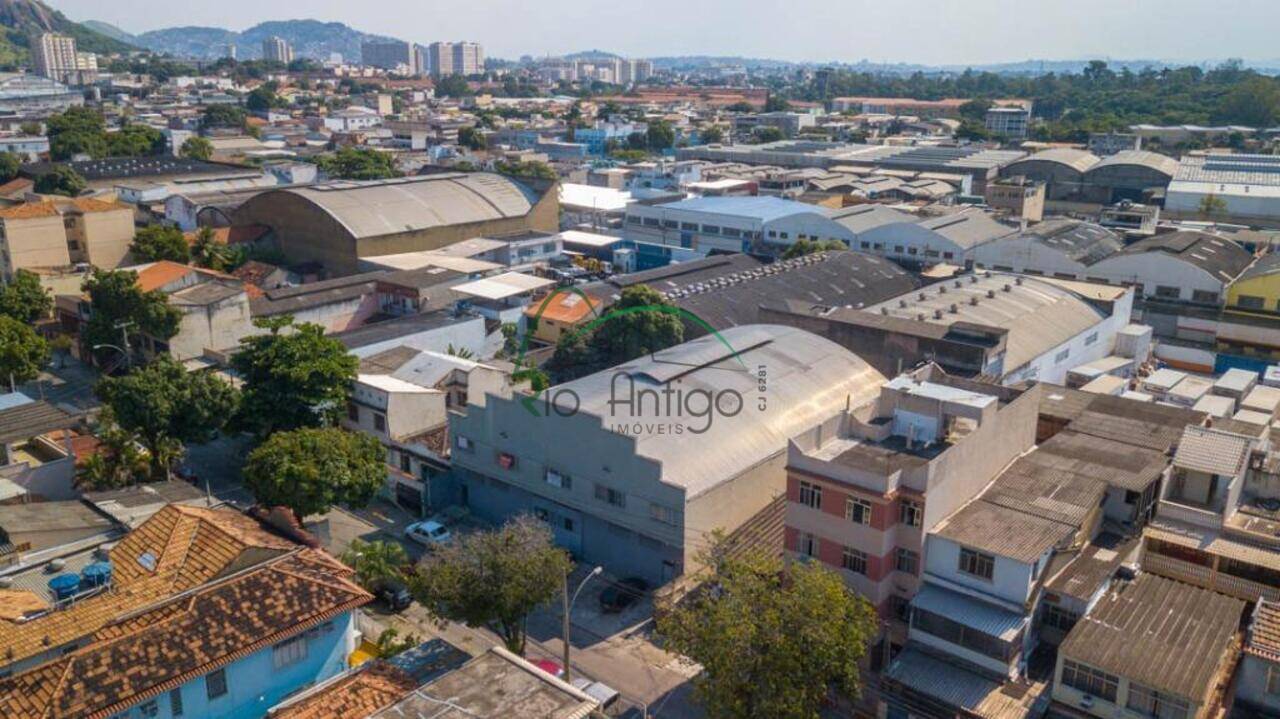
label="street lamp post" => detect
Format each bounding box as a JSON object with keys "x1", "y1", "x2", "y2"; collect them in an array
[{"x1": 562, "y1": 565, "x2": 602, "y2": 684}]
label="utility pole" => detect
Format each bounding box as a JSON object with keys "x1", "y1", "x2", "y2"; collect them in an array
[
  {"x1": 114, "y1": 319, "x2": 135, "y2": 369},
  {"x1": 562, "y1": 566, "x2": 603, "y2": 684}
]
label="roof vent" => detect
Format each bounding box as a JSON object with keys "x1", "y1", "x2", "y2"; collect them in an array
[
  {"x1": 1015, "y1": 276, "x2": 1023, "y2": 285},
  {"x1": 898, "y1": 299, "x2": 908, "y2": 308},
  {"x1": 916, "y1": 313, "x2": 926, "y2": 321},
  {"x1": 953, "y1": 280, "x2": 962, "y2": 288},
  {"x1": 939, "y1": 285, "x2": 947, "y2": 294},
  {"x1": 987, "y1": 289, "x2": 996, "y2": 299},
  {"x1": 881, "y1": 307, "x2": 890, "y2": 315},
  {"x1": 1002, "y1": 284, "x2": 1012, "y2": 292},
  {"x1": 969, "y1": 296, "x2": 979, "y2": 306},
  {"x1": 949, "y1": 303, "x2": 959, "y2": 313},
  {"x1": 917, "y1": 292, "x2": 926, "y2": 301},
  {"x1": 970, "y1": 275, "x2": 978, "y2": 284},
  {"x1": 933, "y1": 309, "x2": 943, "y2": 319}
]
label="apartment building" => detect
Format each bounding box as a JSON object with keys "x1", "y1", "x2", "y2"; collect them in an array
[
  {"x1": 262, "y1": 36, "x2": 294, "y2": 64},
  {"x1": 0, "y1": 197, "x2": 134, "y2": 280},
  {"x1": 983, "y1": 176, "x2": 1046, "y2": 222},
  {"x1": 362, "y1": 40, "x2": 416, "y2": 71},
  {"x1": 0, "y1": 201, "x2": 70, "y2": 279},
  {"x1": 30, "y1": 33, "x2": 96, "y2": 83},
  {"x1": 427, "y1": 42, "x2": 484, "y2": 77},
  {"x1": 985, "y1": 104, "x2": 1033, "y2": 139},
  {"x1": 785, "y1": 371, "x2": 1039, "y2": 629}
]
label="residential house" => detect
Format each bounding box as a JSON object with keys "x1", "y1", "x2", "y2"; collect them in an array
[{"x1": 1237, "y1": 599, "x2": 1280, "y2": 717}]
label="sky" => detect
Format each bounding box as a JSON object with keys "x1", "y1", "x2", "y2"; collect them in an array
[{"x1": 51, "y1": 0, "x2": 1280, "y2": 66}]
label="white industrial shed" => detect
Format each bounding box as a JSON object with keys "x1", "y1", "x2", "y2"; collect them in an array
[{"x1": 1166, "y1": 154, "x2": 1280, "y2": 223}]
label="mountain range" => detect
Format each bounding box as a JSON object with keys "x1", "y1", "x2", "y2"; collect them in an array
[
  {"x1": 0, "y1": 0, "x2": 132, "y2": 69},
  {"x1": 127, "y1": 19, "x2": 400, "y2": 62}
]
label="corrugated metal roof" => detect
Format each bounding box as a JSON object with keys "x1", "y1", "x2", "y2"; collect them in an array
[
  {"x1": 1173, "y1": 425, "x2": 1252, "y2": 477},
  {"x1": 1060, "y1": 574, "x2": 1243, "y2": 701},
  {"x1": 280, "y1": 173, "x2": 541, "y2": 241},
  {"x1": 1006, "y1": 148, "x2": 1101, "y2": 175},
  {"x1": 1086, "y1": 150, "x2": 1180, "y2": 179},
  {"x1": 932, "y1": 497, "x2": 1075, "y2": 563},
  {"x1": 912, "y1": 583, "x2": 1026, "y2": 640},
  {"x1": 652, "y1": 195, "x2": 830, "y2": 223}
]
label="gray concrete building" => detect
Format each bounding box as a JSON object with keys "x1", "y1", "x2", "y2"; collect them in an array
[{"x1": 446, "y1": 324, "x2": 887, "y2": 584}]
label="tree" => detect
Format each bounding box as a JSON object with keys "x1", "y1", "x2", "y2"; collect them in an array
[
  {"x1": 1216, "y1": 77, "x2": 1280, "y2": 127},
  {"x1": 724, "y1": 101, "x2": 755, "y2": 113},
  {"x1": 781, "y1": 239, "x2": 847, "y2": 260},
  {"x1": 245, "y1": 86, "x2": 282, "y2": 112},
  {"x1": 0, "y1": 152, "x2": 20, "y2": 182},
  {"x1": 374, "y1": 628, "x2": 419, "y2": 658},
  {"x1": 231, "y1": 317, "x2": 358, "y2": 436},
  {"x1": 434, "y1": 74, "x2": 472, "y2": 98},
  {"x1": 0, "y1": 315, "x2": 49, "y2": 386},
  {"x1": 1199, "y1": 193, "x2": 1229, "y2": 219},
  {"x1": 191, "y1": 226, "x2": 245, "y2": 272},
  {"x1": 647, "y1": 120, "x2": 675, "y2": 150},
  {"x1": 657, "y1": 542, "x2": 879, "y2": 719},
  {"x1": 81, "y1": 268, "x2": 182, "y2": 363},
  {"x1": 96, "y1": 355, "x2": 239, "y2": 481},
  {"x1": 202, "y1": 104, "x2": 247, "y2": 130},
  {"x1": 495, "y1": 160, "x2": 556, "y2": 181},
  {"x1": 548, "y1": 284, "x2": 683, "y2": 382},
  {"x1": 0, "y1": 269, "x2": 52, "y2": 323},
  {"x1": 130, "y1": 225, "x2": 191, "y2": 263},
  {"x1": 764, "y1": 95, "x2": 791, "y2": 112},
  {"x1": 955, "y1": 120, "x2": 991, "y2": 141},
  {"x1": 34, "y1": 166, "x2": 87, "y2": 197},
  {"x1": 959, "y1": 98, "x2": 993, "y2": 121},
  {"x1": 699, "y1": 126, "x2": 724, "y2": 144},
  {"x1": 410, "y1": 515, "x2": 572, "y2": 654},
  {"x1": 241, "y1": 427, "x2": 384, "y2": 521},
  {"x1": 75, "y1": 408, "x2": 149, "y2": 491},
  {"x1": 179, "y1": 136, "x2": 213, "y2": 161},
  {"x1": 47, "y1": 107, "x2": 108, "y2": 160},
  {"x1": 458, "y1": 126, "x2": 486, "y2": 151},
  {"x1": 106, "y1": 124, "x2": 164, "y2": 157},
  {"x1": 342, "y1": 538, "x2": 409, "y2": 590},
  {"x1": 752, "y1": 126, "x2": 785, "y2": 144},
  {"x1": 316, "y1": 147, "x2": 402, "y2": 180}
]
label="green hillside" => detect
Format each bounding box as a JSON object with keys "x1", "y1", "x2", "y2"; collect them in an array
[{"x1": 0, "y1": 0, "x2": 135, "y2": 70}]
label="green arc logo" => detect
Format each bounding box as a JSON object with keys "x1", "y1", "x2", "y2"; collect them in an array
[{"x1": 516, "y1": 286, "x2": 748, "y2": 416}]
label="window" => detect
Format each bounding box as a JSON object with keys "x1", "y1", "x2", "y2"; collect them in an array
[
  {"x1": 842, "y1": 546, "x2": 867, "y2": 574},
  {"x1": 912, "y1": 607, "x2": 1017, "y2": 661},
  {"x1": 1268, "y1": 665, "x2": 1280, "y2": 695},
  {"x1": 399, "y1": 452, "x2": 411, "y2": 473},
  {"x1": 347, "y1": 402, "x2": 359, "y2": 421},
  {"x1": 680, "y1": 222, "x2": 698, "y2": 231},
  {"x1": 650, "y1": 502, "x2": 678, "y2": 525},
  {"x1": 895, "y1": 548, "x2": 919, "y2": 575},
  {"x1": 899, "y1": 500, "x2": 921, "y2": 527},
  {"x1": 959, "y1": 548, "x2": 995, "y2": 580},
  {"x1": 1060, "y1": 659, "x2": 1118, "y2": 702},
  {"x1": 643, "y1": 217, "x2": 660, "y2": 227},
  {"x1": 662, "y1": 219, "x2": 678, "y2": 229},
  {"x1": 798, "y1": 481, "x2": 822, "y2": 509},
  {"x1": 626, "y1": 214, "x2": 641, "y2": 225},
  {"x1": 1055, "y1": 348, "x2": 1070, "y2": 363},
  {"x1": 1085, "y1": 331, "x2": 1099, "y2": 346},
  {"x1": 373, "y1": 412, "x2": 386, "y2": 432},
  {"x1": 894, "y1": 245, "x2": 905, "y2": 253},
  {"x1": 273, "y1": 635, "x2": 308, "y2": 669},
  {"x1": 1154, "y1": 285, "x2": 1181, "y2": 299},
  {"x1": 1127, "y1": 682, "x2": 1189, "y2": 719},
  {"x1": 860, "y1": 241, "x2": 870, "y2": 249},
  {"x1": 1042, "y1": 604, "x2": 1079, "y2": 632},
  {"x1": 594, "y1": 484, "x2": 626, "y2": 507},
  {"x1": 890, "y1": 595, "x2": 911, "y2": 622},
  {"x1": 779, "y1": 232, "x2": 789, "y2": 239},
  {"x1": 545, "y1": 468, "x2": 571, "y2": 489},
  {"x1": 798, "y1": 529, "x2": 819, "y2": 557},
  {"x1": 701, "y1": 224, "x2": 720, "y2": 234},
  {"x1": 206, "y1": 668, "x2": 228, "y2": 700},
  {"x1": 455, "y1": 435, "x2": 473, "y2": 452},
  {"x1": 138, "y1": 700, "x2": 159, "y2": 718},
  {"x1": 1238, "y1": 295, "x2": 1266, "y2": 310},
  {"x1": 943, "y1": 252, "x2": 955, "y2": 260},
  {"x1": 169, "y1": 689, "x2": 184, "y2": 717},
  {"x1": 845, "y1": 497, "x2": 872, "y2": 524},
  {"x1": 1191, "y1": 289, "x2": 1219, "y2": 304}
]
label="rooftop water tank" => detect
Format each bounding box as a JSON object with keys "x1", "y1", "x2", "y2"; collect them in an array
[{"x1": 48, "y1": 573, "x2": 80, "y2": 602}]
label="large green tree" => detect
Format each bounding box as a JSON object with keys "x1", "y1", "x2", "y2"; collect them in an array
[
  {"x1": 1216, "y1": 77, "x2": 1280, "y2": 127},
  {"x1": 75, "y1": 408, "x2": 149, "y2": 491},
  {"x1": 781, "y1": 239, "x2": 848, "y2": 259},
  {"x1": 106, "y1": 124, "x2": 165, "y2": 157},
  {"x1": 231, "y1": 317, "x2": 358, "y2": 436},
  {"x1": 242, "y1": 427, "x2": 384, "y2": 521},
  {"x1": 410, "y1": 515, "x2": 572, "y2": 654},
  {"x1": 342, "y1": 538, "x2": 410, "y2": 590},
  {"x1": 316, "y1": 147, "x2": 401, "y2": 180},
  {"x1": 657, "y1": 544, "x2": 879, "y2": 719},
  {"x1": 47, "y1": 107, "x2": 108, "y2": 160},
  {"x1": 0, "y1": 151, "x2": 21, "y2": 182},
  {"x1": 202, "y1": 104, "x2": 248, "y2": 130},
  {"x1": 0, "y1": 269, "x2": 53, "y2": 323},
  {"x1": 0, "y1": 315, "x2": 49, "y2": 387},
  {"x1": 81, "y1": 268, "x2": 182, "y2": 364},
  {"x1": 96, "y1": 356, "x2": 239, "y2": 481},
  {"x1": 647, "y1": 120, "x2": 675, "y2": 150},
  {"x1": 179, "y1": 136, "x2": 213, "y2": 161},
  {"x1": 130, "y1": 225, "x2": 191, "y2": 263},
  {"x1": 548, "y1": 284, "x2": 683, "y2": 382},
  {"x1": 34, "y1": 166, "x2": 87, "y2": 197}
]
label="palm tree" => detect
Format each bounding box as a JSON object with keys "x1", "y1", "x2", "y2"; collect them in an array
[
  {"x1": 75, "y1": 410, "x2": 149, "y2": 490},
  {"x1": 341, "y1": 539, "x2": 409, "y2": 589}
]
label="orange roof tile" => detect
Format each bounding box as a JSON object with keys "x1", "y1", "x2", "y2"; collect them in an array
[
  {"x1": 66, "y1": 198, "x2": 130, "y2": 214},
  {"x1": 525, "y1": 291, "x2": 600, "y2": 325},
  {"x1": 270, "y1": 662, "x2": 419, "y2": 719},
  {"x1": 0, "y1": 201, "x2": 59, "y2": 220},
  {"x1": 0, "y1": 590, "x2": 48, "y2": 622},
  {"x1": 134, "y1": 261, "x2": 194, "y2": 292},
  {"x1": 0, "y1": 177, "x2": 32, "y2": 196}
]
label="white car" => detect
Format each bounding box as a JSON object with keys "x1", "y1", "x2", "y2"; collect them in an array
[{"x1": 404, "y1": 520, "x2": 452, "y2": 547}]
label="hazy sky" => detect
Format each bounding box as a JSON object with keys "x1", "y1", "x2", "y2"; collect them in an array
[{"x1": 52, "y1": 0, "x2": 1280, "y2": 66}]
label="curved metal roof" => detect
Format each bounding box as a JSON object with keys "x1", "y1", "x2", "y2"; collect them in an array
[
  {"x1": 1086, "y1": 150, "x2": 1180, "y2": 179},
  {"x1": 548, "y1": 325, "x2": 887, "y2": 497},
  {"x1": 1005, "y1": 148, "x2": 1100, "y2": 174},
  {"x1": 276, "y1": 173, "x2": 542, "y2": 240}
]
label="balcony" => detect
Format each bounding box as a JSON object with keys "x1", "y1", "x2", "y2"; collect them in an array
[
  {"x1": 1143, "y1": 550, "x2": 1280, "y2": 602},
  {"x1": 1156, "y1": 500, "x2": 1225, "y2": 530}
]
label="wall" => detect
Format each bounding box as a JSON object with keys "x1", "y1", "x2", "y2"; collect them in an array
[
  {"x1": 1236, "y1": 655, "x2": 1280, "y2": 716},
  {"x1": 117, "y1": 612, "x2": 355, "y2": 719},
  {"x1": 973, "y1": 237, "x2": 1091, "y2": 279},
  {"x1": 924, "y1": 536, "x2": 1038, "y2": 608},
  {"x1": 78, "y1": 209, "x2": 136, "y2": 270},
  {"x1": 1, "y1": 215, "x2": 70, "y2": 278},
  {"x1": 345, "y1": 316, "x2": 487, "y2": 359},
  {"x1": 170, "y1": 290, "x2": 255, "y2": 361},
  {"x1": 1087, "y1": 253, "x2": 1222, "y2": 302}
]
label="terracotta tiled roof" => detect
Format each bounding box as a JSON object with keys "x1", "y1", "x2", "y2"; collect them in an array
[
  {"x1": 0, "y1": 550, "x2": 370, "y2": 719},
  {"x1": 1248, "y1": 599, "x2": 1280, "y2": 663},
  {"x1": 134, "y1": 261, "x2": 194, "y2": 293},
  {"x1": 525, "y1": 291, "x2": 599, "y2": 325},
  {"x1": 0, "y1": 201, "x2": 59, "y2": 220},
  {"x1": 0, "y1": 589, "x2": 48, "y2": 621},
  {"x1": 0, "y1": 177, "x2": 33, "y2": 196},
  {"x1": 270, "y1": 662, "x2": 419, "y2": 719},
  {"x1": 0, "y1": 505, "x2": 297, "y2": 666},
  {"x1": 65, "y1": 198, "x2": 130, "y2": 214}
]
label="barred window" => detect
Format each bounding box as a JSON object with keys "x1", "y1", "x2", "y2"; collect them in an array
[{"x1": 1061, "y1": 659, "x2": 1118, "y2": 702}]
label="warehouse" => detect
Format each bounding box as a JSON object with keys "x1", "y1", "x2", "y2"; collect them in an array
[
  {"x1": 1086, "y1": 230, "x2": 1255, "y2": 305},
  {"x1": 1080, "y1": 150, "x2": 1180, "y2": 203},
  {"x1": 1166, "y1": 154, "x2": 1280, "y2": 224},
  {"x1": 998, "y1": 148, "x2": 1100, "y2": 200},
  {"x1": 853, "y1": 207, "x2": 1016, "y2": 265},
  {"x1": 622, "y1": 195, "x2": 857, "y2": 256},
  {"x1": 233, "y1": 173, "x2": 559, "y2": 276},
  {"x1": 972, "y1": 219, "x2": 1124, "y2": 279}
]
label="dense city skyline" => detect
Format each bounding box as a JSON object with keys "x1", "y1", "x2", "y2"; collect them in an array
[{"x1": 53, "y1": 0, "x2": 1280, "y2": 66}]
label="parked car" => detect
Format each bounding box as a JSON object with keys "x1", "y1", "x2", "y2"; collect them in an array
[
  {"x1": 371, "y1": 577, "x2": 412, "y2": 612},
  {"x1": 531, "y1": 658, "x2": 564, "y2": 678},
  {"x1": 598, "y1": 577, "x2": 649, "y2": 613},
  {"x1": 404, "y1": 520, "x2": 452, "y2": 547}
]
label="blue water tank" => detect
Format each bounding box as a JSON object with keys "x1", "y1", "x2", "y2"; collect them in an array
[
  {"x1": 82, "y1": 562, "x2": 112, "y2": 588},
  {"x1": 48, "y1": 573, "x2": 80, "y2": 601}
]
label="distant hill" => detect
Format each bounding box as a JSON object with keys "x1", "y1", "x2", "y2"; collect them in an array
[
  {"x1": 133, "y1": 19, "x2": 400, "y2": 61},
  {"x1": 80, "y1": 19, "x2": 137, "y2": 46},
  {"x1": 0, "y1": 0, "x2": 134, "y2": 69}
]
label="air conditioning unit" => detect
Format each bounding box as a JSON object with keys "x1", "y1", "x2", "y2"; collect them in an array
[{"x1": 1079, "y1": 696, "x2": 1094, "y2": 709}]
